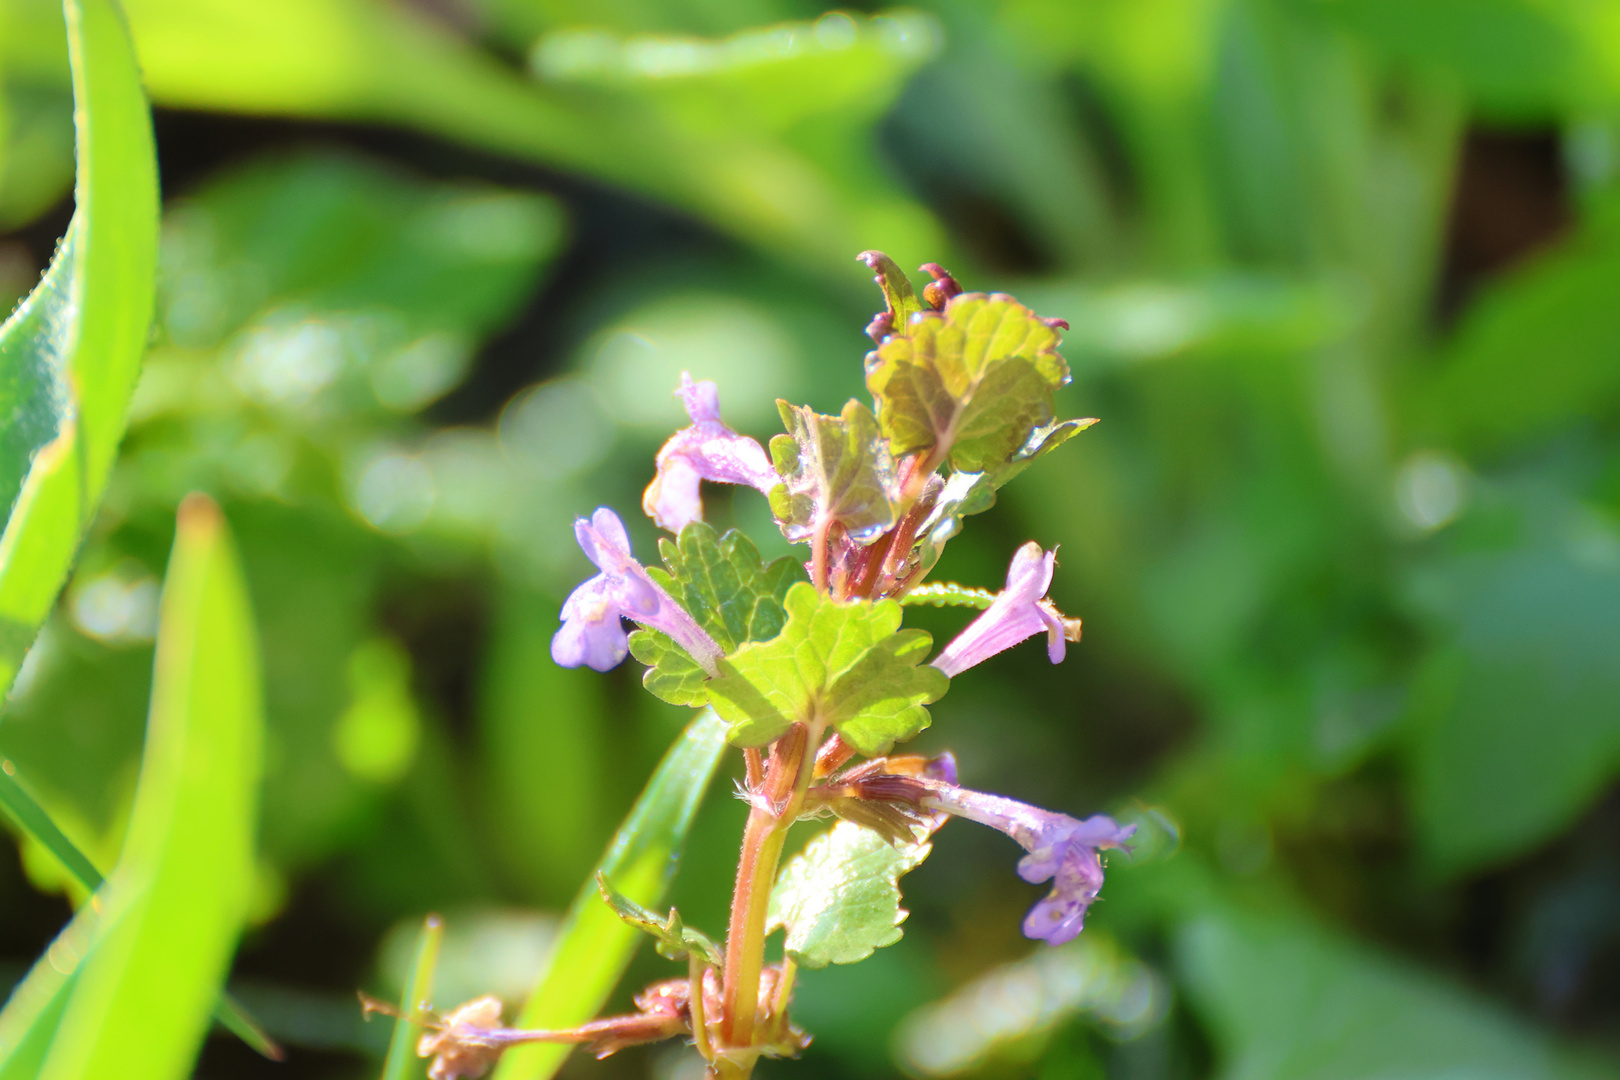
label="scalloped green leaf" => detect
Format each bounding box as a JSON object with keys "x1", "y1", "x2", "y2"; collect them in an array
[
  {"x1": 867, "y1": 293, "x2": 1071, "y2": 472},
  {"x1": 766, "y1": 821, "x2": 934, "y2": 969},
  {"x1": 628, "y1": 629, "x2": 709, "y2": 707},
  {"x1": 596, "y1": 872, "x2": 724, "y2": 968},
  {"x1": 768, "y1": 399, "x2": 896, "y2": 545},
  {"x1": 706, "y1": 582, "x2": 947, "y2": 753},
  {"x1": 648, "y1": 522, "x2": 808, "y2": 653}
]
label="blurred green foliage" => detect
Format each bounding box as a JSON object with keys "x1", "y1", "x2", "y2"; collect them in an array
[{"x1": 0, "y1": 0, "x2": 1619, "y2": 1077}]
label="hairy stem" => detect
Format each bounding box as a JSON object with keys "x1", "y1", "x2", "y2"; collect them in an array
[
  {"x1": 811, "y1": 518, "x2": 830, "y2": 593},
  {"x1": 719, "y1": 724, "x2": 813, "y2": 1065}
]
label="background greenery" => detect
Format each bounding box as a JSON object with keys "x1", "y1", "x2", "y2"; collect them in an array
[{"x1": 2, "y1": 0, "x2": 1620, "y2": 1077}]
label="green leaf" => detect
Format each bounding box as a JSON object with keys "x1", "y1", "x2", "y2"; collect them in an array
[
  {"x1": 858, "y1": 250, "x2": 926, "y2": 340},
  {"x1": 595, "y1": 872, "x2": 724, "y2": 968},
  {"x1": 766, "y1": 821, "x2": 935, "y2": 969},
  {"x1": 628, "y1": 629, "x2": 711, "y2": 707},
  {"x1": 1178, "y1": 899, "x2": 1606, "y2": 1080},
  {"x1": 110, "y1": 1, "x2": 941, "y2": 275},
  {"x1": 706, "y1": 582, "x2": 948, "y2": 754},
  {"x1": 648, "y1": 522, "x2": 809, "y2": 652},
  {"x1": 380, "y1": 914, "x2": 444, "y2": 1080},
  {"x1": 866, "y1": 293, "x2": 1070, "y2": 472},
  {"x1": 0, "y1": 765, "x2": 281, "y2": 1061},
  {"x1": 0, "y1": 0, "x2": 158, "y2": 696},
  {"x1": 768, "y1": 399, "x2": 897, "y2": 545},
  {"x1": 0, "y1": 905, "x2": 97, "y2": 1080},
  {"x1": 39, "y1": 494, "x2": 264, "y2": 1080},
  {"x1": 1405, "y1": 525, "x2": 1620, "y2": 875},
  {"x1": 912, "y1": 417, "x2": 1096, "y2": 575},
  {"x1": 1427, "y1": 192, "x2": 1620, "y2": 455},
  {"x1": 493, "y1": 708, "x2": 727, "y2": 1080}
]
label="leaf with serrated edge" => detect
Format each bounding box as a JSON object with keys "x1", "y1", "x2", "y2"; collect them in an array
[
  {"x1": 914, "y1": 417, "x2": 1097, "y2": 576},
  {"x1": 629, "y1": 630, "x2": 709, "y2": 707},
  {"x1": 767, "y1": 821, "x2": 934, "y2": 968},
  {"x1": 868, "y1": 293, "x2": 1070, "y2": 472},
  {"x1": 768, "y1": 399, "x2": 896, "y2": 544},
  {"x1": 595, "y1": 873, "x2": 724, "y2": 968},
  {"x1": 706, "y1": 582, "x2": 947, "y2": 752},
  {"x1": 650, "y1": 522, "x2": 807, "y2": 652}
]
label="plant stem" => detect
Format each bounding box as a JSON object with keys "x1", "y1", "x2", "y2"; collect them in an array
[
  {"x1": 811, "y1": 519, "x2": 830, "y2": 592},
  {"x1": 718, "y1": 724, "x2": 812, "y2": 1068}
]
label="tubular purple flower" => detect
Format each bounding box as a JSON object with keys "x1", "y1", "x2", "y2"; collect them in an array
[
  {"x1": 930, "y1": 542, "x2": 1082, "y2": 678},
  {"x1": 915, "y1": 780, "x2": 1133, "y2": 946},
  {"x1": 642, "y1": 373, "x2": 779, "y2": 532},
  {"x1": 551, "y1": 507, "x2": 724, "y2": 675}
]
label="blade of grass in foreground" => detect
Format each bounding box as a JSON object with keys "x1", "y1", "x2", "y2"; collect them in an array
[
  {"x1": 493, "y1": 708, "x2": 728, "y2": 1080},
  {"x1": 0, "y1": 0, "x2": 158, "y2": 695},
  {"x1": 0, "y1": 766, "x2": 282, "y2": 1059},
  {"x1": 0, "y1": 905, "x2": 98, "y2": 1079},
  {"x1": 379, "y1": 914, "x2": 444, "y2": 1080},
  {"x1": 37, "y1": 494, "x2": 265, "y2": 1080}
]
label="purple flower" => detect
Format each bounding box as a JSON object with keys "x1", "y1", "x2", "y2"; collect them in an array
[
  {"x1": 930, "y1": 542, "x2": 1082, "y2": 678},
  {"x1": 642, "y1": 373, "x2": 779, "y2": 532},
  {"x1": 552, "y1": 508, "x2": 723, "y2": 675},
  {"x1": 916, "y1": 782, "x2": 1133, "y2": 946}
]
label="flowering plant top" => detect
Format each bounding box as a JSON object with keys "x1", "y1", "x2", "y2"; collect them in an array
[{"x1": 418, "y1": 255, "x2": 1129, "y2": 1080}]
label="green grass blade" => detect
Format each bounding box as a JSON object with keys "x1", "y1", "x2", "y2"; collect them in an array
[
  {"x1": 0, "y1": 766, "x2": 105, "y2": 891},
  {"x1": 37, "y1": 494, "x2": 265, "y2": 1080},
  {"x1": 493, "y1": 708, "x2": 728, "y2": 1080},
  {"x1": 212, "y1": 992, "x2": 285, "y2": 1062},
  {"x1": 0, "y1": 760, "x2": 284, "y2": 1059},
  {"x1": 381, "y1": 914, "x2": 444, "y2": 1080},
  {"x1": 0, "y1": 904, "x2": 98, "y2": 1079},
  {"x1": 0, "y1": 0, "x2": 158, "y2": 695}
]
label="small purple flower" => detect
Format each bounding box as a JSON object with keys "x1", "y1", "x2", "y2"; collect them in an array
[
  {"x1": 930, "y1": 542, "x2": 1082, "y2": 678},
  {"x1": 916, "y1": 782, "x2": 1133, "y2": 946},
  {"x1": 642, "y1": 373, "x2": 779, "y2": 532},
  {"x1": 552, "y1": 507, "x2": 723, "y2": 675}
]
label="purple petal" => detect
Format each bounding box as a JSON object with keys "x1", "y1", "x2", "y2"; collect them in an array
[
  {"x1": 931, "y1": 542, "x2": 1075, "y2": 678},
  {"x1": 677, "y1": 372, "x2": 722, "y2": 424},
  {"x1": 643, "y1": 376, "x2": 777, "y2": 533},
  {"x1": 1014, "y1": 815, "x2": 1133, "y2": 947},
  {"x1": 1004, "y1": 541, "x2": 1055, "y2": 599},
  {"x1": 559, "y1": 509, "x2": 725, "y2": 675},
  {"x1": 925, "y1": 751, "x2": 959, "y2": 786},
  {"x1": 1022, "y1": 889, "x2": 1092, "y2": 946},
  {"x1": 1038, "y1": 602, "x2": 1067, "y2": 665},
  {"x1": 576, "y1": 508, "x2": 632, "y2": 572},
  {"x1": 592, "y1": 506, "x2": 632, "y2": 555},
  {"x1": 552, "y1": 576, "x2": 630, "y2": 671},
  {"x1": 642, "y1": 457, "x2": 704, "y2": 536}
]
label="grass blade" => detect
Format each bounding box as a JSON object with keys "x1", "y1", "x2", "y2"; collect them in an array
[
  {"x1": 0, "y1": 760, "x2": 284, "y2": 1059},
  {"x1": 0, "y1": 905, "x2": 98, "y2": 1079},
  {"x1": 37, "y1": 494, "x2": 265, "y2": 1080},
  {"x1": 380, "y1": 914, "x2": 445, "y2": 1080},
  {"x1": 493, "y1": 708, "x2": 728, "y2": 1080},
  {"x1": 0, "y1": 0, "x2": 158, "y2": 694},
  {"x1": 0, "y1": 766, "x2": 105, "y2": 892}
]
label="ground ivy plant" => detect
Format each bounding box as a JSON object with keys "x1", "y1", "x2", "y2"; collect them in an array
[{"x1": 398, "y1": 254, "x2": 1130, "y2": 1080}]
